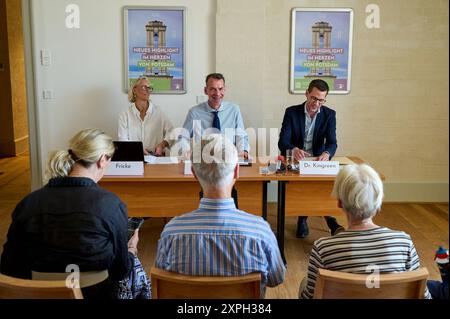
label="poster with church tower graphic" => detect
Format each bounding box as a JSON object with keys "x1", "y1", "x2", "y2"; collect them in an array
[
  {"x1": 124, "y1": 7, "x2": 186, "y2": 94},
  {"x1": 290, "y1": 8, "x2": 353, "y2": 94}
]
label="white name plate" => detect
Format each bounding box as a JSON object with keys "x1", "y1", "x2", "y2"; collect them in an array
[
  {"x1": 105, "y1": 161, "x2": 144, "y2": 176},
  {"x1": 299, "y1": 161, "x2": 339, "y2": 175},
  {"x1": 184, "y1": 160, "x2": 193, "y2": 175}
]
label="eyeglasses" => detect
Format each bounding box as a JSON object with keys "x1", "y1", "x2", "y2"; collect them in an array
[
  {"x1": 310, "y1": 96, "x2": 326, "y2": 104},
  {"x1": 136, "y1": 85, "x2": 153, "y2": 92}
]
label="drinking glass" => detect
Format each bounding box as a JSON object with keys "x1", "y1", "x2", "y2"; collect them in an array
[{"x1": 286, "y1": 149, "x2": 294, "y2": 174}]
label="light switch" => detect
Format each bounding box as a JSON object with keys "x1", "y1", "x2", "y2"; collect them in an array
[
  {"x1": 43, "y1": 90, "x2": 54, "y2": 100},
  {"x1": 40, "y1": 50, "x2": 52, "y2": 66}
]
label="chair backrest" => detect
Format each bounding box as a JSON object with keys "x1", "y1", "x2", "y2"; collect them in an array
[
  {"x1": 0, "y1": 273, "x2": 83, "y2": 299},
  {"x1": 313, "y1": 267, "x2": 429, "y2": 299},
  {"x1": 32, "y1": 269, "x2": 108, "y2": 288},
  {"x1": 151, "y1": 267, "x2": 261, "y2": 299}
]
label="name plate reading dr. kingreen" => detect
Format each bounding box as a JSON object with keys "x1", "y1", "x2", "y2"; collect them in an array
[
  {"x1": 105, "y1": 161, "x2": 144, "y2": 176},
  {"x1": 299, "y1": 161, "x2": 339, "y2": 175}
]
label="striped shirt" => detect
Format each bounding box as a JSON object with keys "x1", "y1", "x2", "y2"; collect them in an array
[
  {"x1": 300, "y1": 227, "x2": 431, "y2": 299},
  {"x1": 155, "y1": 198, "x2": 286, "y2": 297}
]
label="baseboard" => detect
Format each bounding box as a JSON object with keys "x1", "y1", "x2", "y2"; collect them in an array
[
  {"x1": 0, "y1": 136, "x2": 29, "y2": 156},
  {"x1": 14, "y1": 135, "x2": 29, "y2": 155},
  {"x1": 266, "y1": 181, "x2": 449, "y2": 203},
  {"x1": 383, "y1": 182, "x2": 449, "y2": 203}
]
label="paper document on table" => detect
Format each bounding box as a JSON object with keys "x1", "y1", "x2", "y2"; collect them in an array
[
  {"x1": 303, "y1": 156, "x2": 354, "y2": 165},
  {"x1": 333, "y1": 156, "x2": 355, "y2": 165},
  {"x1": 301, "y1": 156, "x2": 354, "y2": 165},
  {"x1": 238, "y1": 158, "x2": 252, "y2": 166},
  {"x1": 144, "y1": 155, "x2": 179, "y2": 164}
]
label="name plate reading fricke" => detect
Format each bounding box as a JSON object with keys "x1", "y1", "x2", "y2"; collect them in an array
[
  {"x1": 299, "y1": 161, "x2": 339, "y2": 175},
  {"x1": 105, "y1": 161, "x2": 144, "y2": 176}
]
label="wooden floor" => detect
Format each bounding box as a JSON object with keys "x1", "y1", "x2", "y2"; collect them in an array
[{"x1": 0, "y1": 154, "x2": 448, "y2": 298}]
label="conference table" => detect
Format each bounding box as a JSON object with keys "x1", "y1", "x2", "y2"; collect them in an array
[
  {"x1": 99, "y1": 162, "x2": 270, "y2": 218},
  {"x1": 99, "y1": 156, "x2": 379, "y2": 261}
]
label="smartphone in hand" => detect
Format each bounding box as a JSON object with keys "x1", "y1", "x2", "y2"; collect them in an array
[{"x1": 128, "y1": 217, "x2": 144, "y2": 240}]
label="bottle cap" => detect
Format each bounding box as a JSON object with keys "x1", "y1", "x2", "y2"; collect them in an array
[{"x1": 435, "y1": 246, "x2": 449, "y2": 264}]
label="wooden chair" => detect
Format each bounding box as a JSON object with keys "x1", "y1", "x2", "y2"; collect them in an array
[
  {"x1": 0, "y1": 273, "x2": 83, "y2": 299},
  {"x1": 151, "y1": 267, "x2": 261, "y2": 299},
  {"x1": 32, "y1": 269, "x2": 108, "y2": 288},
  {"x1": 313, "y1": 267, "x2": 429, "y2": 299}
]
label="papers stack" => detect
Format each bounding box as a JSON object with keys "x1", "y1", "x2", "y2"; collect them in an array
[{"x1": 144, "y1": 155, "x2": 179, "y2": 164}]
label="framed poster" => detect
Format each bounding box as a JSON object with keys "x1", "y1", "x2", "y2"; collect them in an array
[
  {"x1": 290, "y1": 8, "x2": 353, "y2": 94},
  {"x1": 124, "y1": 6, "x2": 186, "y2": 94}
]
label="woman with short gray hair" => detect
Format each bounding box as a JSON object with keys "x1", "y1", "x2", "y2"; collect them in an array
[
  {"x1": 299, "y1": 164, "x2": 430, "y2": 299},
  {"x1": 332, "y1": 163, "x2": 383, "y2": 221}
]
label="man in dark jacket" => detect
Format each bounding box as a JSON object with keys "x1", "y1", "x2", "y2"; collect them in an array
[{"x1": 278, "y1": 79, "x2": 344, "y2": 238}]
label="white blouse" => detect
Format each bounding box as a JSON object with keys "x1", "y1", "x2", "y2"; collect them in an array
[{"x1": 118, "y1": 102, "x2": 174, "y2": 152}]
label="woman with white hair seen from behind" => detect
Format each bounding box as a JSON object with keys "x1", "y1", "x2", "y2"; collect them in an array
[
  {"x1": 299, "y1": 163, "x2": 431, "y2": 299},
  {"x1": 118, "y1": 76, "x2": 174, "y2": 156},
  {"x1": 0, "y1": 128, "x2": 150, "y2": 299}
]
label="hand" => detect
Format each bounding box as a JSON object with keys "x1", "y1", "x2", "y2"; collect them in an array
[
  {"x1": 239, "y1": 151, "x2": 249, "y2": 160},
  {"x1": 316, "y1": 152, "x2": 330, "y2": 161},
  {"x1": 143, "y1": 148, "x2": 150, "y2": 155},
  {"x1": 154, "y1": 144, "x2": 164, "y2": 156},
  {"x1": 154, "y1": 141, "x2": 169, "y2": 156},
  {"x1": 127, "y1": 229, "x2": 139, "y2": 255},
  {"x1": 183, "y1": 149, "x2": 192, "y2": 161},
  {"x1": 293, "y1": 147, "x2": 311, "y2": 161}
]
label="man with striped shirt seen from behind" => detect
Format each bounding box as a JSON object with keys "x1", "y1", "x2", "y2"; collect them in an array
[
  {"x1": 299, "y1": 163, "x2": 431, "y2": 299},
  {"x1": 155, "y1": 134, "x2": 285, "y2": 298}
]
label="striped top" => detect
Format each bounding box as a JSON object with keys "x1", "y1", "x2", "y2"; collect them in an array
[
  {"x1": 300, "y1": 227, "x2": 431, "y2": 299},
  {"x1": 155, "y1": 198, "x2": 286, "y2": 297}
]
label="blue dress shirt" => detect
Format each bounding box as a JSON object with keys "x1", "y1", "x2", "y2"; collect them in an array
[{"x1": 182, "y1": 101, "x2": 249, "y2": 153}]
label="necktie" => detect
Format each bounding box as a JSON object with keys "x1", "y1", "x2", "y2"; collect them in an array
[{"x1": 212, "y1": 111, "x2": 221, "y2": 131}]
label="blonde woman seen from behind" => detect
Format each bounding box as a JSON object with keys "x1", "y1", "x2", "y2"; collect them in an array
[
  {"x1": 1, "y1": 128, "x2": 151, "y2": 299},
  {"x1": 118, "y1": 77, "x2": 174, "y2": 156}
]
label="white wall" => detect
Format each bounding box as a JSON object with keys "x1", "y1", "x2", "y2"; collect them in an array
[
  {"x1": 28, "y1": 0, "x2": 215, "y2": 182},
  {"x1": 25, "y1": 0, "x2": 449, "y2": 202},
  {"x1": 217, "y1": 0, "x2": 449, "y2": 202}
]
